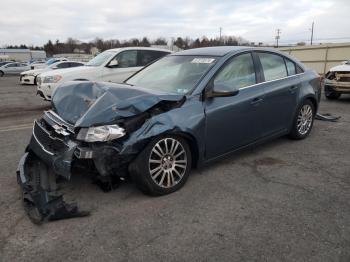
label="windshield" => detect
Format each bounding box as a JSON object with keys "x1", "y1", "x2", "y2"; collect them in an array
[
  {"x1": 126, "y1": 55, "x2": 217, "y2": 94},
  {"x1": 86, "y1": 51, "x2": 115, "y2": 66},
  {"x1": 46, "y1": 58, "x2": 59, "y2": 65}
]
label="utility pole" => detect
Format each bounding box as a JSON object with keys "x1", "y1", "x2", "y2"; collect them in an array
[
  {"x1": 310, "y1": 21, "x2": 314, "y2": 45},
  {"x1": 275, "y1": 29, "x2": 281, "y2": 47},
  {"x1": 219, "y1": 27, "x2": 222, "y2": 44}
]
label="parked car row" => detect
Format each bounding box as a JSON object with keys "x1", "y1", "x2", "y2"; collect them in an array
[
  {"x1": 20, "y1": 60, "x2": 84, "y2": 85},
  {"x1": 16, "y1": 46, "x2": 322, "y2": 223}
]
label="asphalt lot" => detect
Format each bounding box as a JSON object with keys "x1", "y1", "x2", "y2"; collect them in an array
[{"x1": 0, "y1": 76, "x2": 349, "y2": 262}]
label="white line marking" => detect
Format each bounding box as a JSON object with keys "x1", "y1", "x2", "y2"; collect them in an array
[{"x1": 0, "y1": 124, "x2": 33, "y2": 133}]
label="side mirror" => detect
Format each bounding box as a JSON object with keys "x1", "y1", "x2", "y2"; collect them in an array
[
  {"x1": 108, "y1": 59, "x2": 119, "y2": 68},
  {"x1": 206, "y1": 82, "x2": 239, "y2": 98}
]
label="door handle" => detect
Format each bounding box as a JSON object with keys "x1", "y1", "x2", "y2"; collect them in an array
[{"x1": 251, "y1": 97, "x2": 263, "y2": 105}]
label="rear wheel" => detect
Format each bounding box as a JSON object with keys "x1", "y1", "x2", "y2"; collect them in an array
[
  {"x1": 130, "y1": 135, "x2": 192, "y2": 196},
  {"x1": 289, "y1": 100, "x2": 315, "y2": 140}
]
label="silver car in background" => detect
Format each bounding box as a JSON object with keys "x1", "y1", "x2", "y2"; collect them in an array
[{"x1": 0, "y1": 62, "x2": 30, "y2": 76}]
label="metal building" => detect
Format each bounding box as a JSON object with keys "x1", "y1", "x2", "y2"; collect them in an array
[{"x1": 0, "y1": 49, "x2": 46, "y2": 62}]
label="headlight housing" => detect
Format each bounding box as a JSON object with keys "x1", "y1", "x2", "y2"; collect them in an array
[
  {"x1": 43, "y1": 75, "x2": 62, "y2": 83},
  {"x1": 76, "y1": 125, "x2": 126, "y2": 142}
]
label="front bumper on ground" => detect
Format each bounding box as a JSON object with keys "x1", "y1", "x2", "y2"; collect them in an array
[
  {"x1": 16, "y1": 120, "x2": 91, "y2": 223},
  {"x1": 16, "y1": 112, "x2": 132, "y2": 223}
]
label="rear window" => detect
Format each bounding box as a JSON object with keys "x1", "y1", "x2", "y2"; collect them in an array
[{"x1": 257, "y1": 52, "x2": 287, "y2": 81}]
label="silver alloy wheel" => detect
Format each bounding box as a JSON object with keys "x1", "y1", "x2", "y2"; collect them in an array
[
  {"x1": 297, "y1": 104, "x2": 313, "y2": 135},
  {"x1": 149, "y1": 138, "x2": 187, "y2": 188}
]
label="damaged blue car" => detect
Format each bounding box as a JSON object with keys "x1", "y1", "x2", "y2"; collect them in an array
[{"x1": 17, "y1": 46, "x2": 321, "y2": 223}]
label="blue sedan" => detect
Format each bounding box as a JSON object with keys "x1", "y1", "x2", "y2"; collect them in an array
[{"x1": 17, "y1": 46, "x2": 321, "y2": 222}]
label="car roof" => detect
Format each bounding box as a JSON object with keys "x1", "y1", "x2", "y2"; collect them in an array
[
  {"x1": 173, "y1": 46, "x2": 253, "y2": 57},
  {"x1": 107, "y1": 47, "x2": 172, "y2": 53}
]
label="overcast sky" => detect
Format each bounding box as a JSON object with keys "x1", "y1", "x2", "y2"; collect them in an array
[{"x1": 1, "y1": 0, "x2": 349, "y2": 46}]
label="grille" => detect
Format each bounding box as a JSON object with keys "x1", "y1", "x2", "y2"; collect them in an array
[
  {"x1": 33, "y1": 121, "x2": 69, "y2": 153},
  {"x1": 43, "y1": 110, "x2": 75, "y2": 134},
  {"x1": 339, "y1": 77, "x2": 350, "y2": 82}
]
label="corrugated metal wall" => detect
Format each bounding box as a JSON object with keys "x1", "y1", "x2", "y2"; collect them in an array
[{"x1": 279, "y1": 43, "x2": 350, "y2": 75}]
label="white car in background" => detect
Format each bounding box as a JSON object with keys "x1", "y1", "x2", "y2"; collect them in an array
[
  {"x1": 0, "y1": 62, "x2": 30, "y2": 76},
  {"x1": 37, "y1": 47, "x2": 171, "y2": 100},
  {"x1": 20, "y1": 61, "x2": 84, "y2": 85},
  {"x1": 31, "y1": 57, "x2": 67, "y2": 70}
]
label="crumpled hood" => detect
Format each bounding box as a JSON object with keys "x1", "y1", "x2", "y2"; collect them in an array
[{"x1": 51, "y1": 81, "x2": 184, "y2": 127}]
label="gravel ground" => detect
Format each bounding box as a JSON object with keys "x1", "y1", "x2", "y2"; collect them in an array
[{"x1": 0, "y1": 76, "x2": 349, "y2": 262}]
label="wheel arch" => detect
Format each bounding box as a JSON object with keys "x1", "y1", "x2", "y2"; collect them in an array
[
  {"x1": 173, "y1": 131, "x2": 199, "y2": 168},
  {"x1": 303, "y1": 95, "x2": 318, "y2": 113}
]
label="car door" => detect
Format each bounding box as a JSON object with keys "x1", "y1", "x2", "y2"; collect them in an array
[
  {"x1": 101, "y1": 50, "x2": 142, "y2": 83},
  {"x1": 254, "y1": 52, "x2": 300, "y2": 136},
  {"x1": 205, "y1": 52, "x2": 266, "y2": 159},
  {"x1": 5, "y1": 63, "x2": 18, "y2": 74}
]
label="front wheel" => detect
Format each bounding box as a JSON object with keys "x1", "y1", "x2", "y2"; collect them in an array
[
  {"x1": 130, "y1": 136, "x2": 192, "y2": 196},
  {"x1": 0, "y1": 71, "x2": 4, "y2": 77},
  {"x1": 325, "y1": 91, "x2": 341, "y2": 100},
  {"x1": 289, "y1": 100, "x2": 315, "y2": 140}
]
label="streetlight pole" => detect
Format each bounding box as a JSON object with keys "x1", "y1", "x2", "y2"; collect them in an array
[{"x1": 310, "y1": 21, "x2": 314, "y2": 45}]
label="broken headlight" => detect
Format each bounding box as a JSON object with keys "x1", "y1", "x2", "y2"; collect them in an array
[{"x1": 76, "y1": 125, "x2": 126, "y2": 142}]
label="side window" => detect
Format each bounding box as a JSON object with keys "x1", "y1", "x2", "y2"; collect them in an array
[
  {"x1": 285, "y1": 58, "x2": 296, "y2": 76},
  {"x1": 138, "y1": 51, "x2": 169, "y2": 66},
  {"x1": 56, "y1": 62, "x2": 69, "y2": 68},
  {"x1": 7, "y1": 63, "x2": 16, "y2": 67},
  {"x1": 257, "y1": 52, "x2": 287, "y2": 81},
  {"x1": 70, "y1": 62, "x2": 83, "y2": 67},
  {"x1": 114, "y1": 50, "x2": 137, "y2": 68},
  {"x1": 214, "y1": 53, "x2": 256, "y2": 89},
  {"x1": 296, "y1": 65, "x2": 304, "y2": 74}
]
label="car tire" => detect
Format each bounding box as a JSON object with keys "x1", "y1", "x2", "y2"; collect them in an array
[
  {"x1": 325, "y1": 91, "x2": 341, "y2": 100},
  {"x1": 0, "y1": 71, "x2": 3, "y2": 77},
  {"x1": 34, "y1": 76, "x2": 37, "y2": 85},
  {"x1": 130, "y1": 135, "x2": 192, "y2": 196},
  {"x1": 289, "y1": 99, "x2": 315, "y2": 140}
]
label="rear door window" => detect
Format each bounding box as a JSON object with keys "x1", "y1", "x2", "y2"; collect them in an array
[
  {"x1": 138, "y1": 50, "x2": 169, "y2": 66},
  {"x1": 257, "y1": 52, "x2": 287, "y2": 81}
]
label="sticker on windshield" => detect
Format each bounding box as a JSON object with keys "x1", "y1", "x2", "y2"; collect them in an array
[{"x1": 191, "y1": 58, "x2": 215, "y2": 64}]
